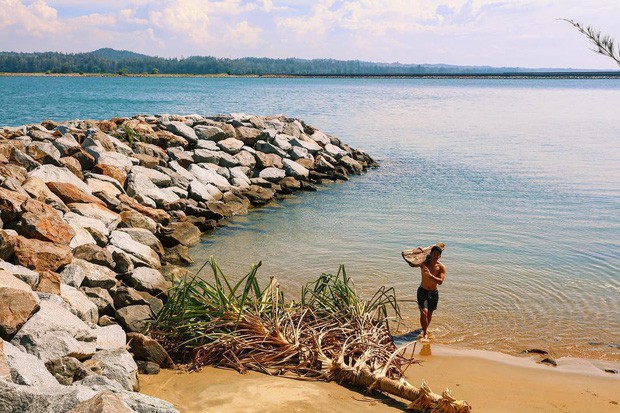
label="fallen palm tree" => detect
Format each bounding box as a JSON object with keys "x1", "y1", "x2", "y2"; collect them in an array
[{"x1": 150, "y1": 258, "x2": 471, "y2": 413}]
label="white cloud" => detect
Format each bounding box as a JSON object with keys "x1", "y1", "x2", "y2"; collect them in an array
[{"x1": 228, "y1": 20, "x2": 262, "y2": 46}]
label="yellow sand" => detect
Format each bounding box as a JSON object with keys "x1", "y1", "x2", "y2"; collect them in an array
[{"x1": 140, "y1": 344, "x2": 620, "y2": 413}]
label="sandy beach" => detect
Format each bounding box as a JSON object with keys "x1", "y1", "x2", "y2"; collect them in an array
[{"x1": 140, "y1": 344, "x2": 620, "y2": 413}]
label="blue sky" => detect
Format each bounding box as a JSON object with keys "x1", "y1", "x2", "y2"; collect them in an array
[{"x1": 0, "y1": 0, "x2": 619, "y2": 69}]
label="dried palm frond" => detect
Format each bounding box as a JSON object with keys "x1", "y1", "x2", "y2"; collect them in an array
[{"x1": 150, "y1": 258, "x2": 470, "y2": 413}]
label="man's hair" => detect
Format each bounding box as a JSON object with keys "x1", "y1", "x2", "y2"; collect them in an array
[{"x1": 430, "y1": 245, "x2": 443, "y2": 255}]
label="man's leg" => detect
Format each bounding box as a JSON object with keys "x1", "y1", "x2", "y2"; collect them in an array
[
  {"x1": 419, "y1": 307, "x2": 429, "y2": 339},
  {"x1": 426, "y1": 310, "x2": 433, "y2": 337}
]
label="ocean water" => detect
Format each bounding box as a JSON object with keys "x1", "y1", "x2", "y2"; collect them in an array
[{"x1": 1, "y1": 76, "x2": 618, "y2": 360}]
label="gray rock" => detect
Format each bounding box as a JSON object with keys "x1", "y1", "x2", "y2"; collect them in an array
[
  {"x1": 324, "y1": 143, "x2": 348, "y2": 159},
  {"x1": 137, "y1": 360, "x2": 160, "y2": 375},
  {"x1": 28, "y1": 165, "x2": 92, "y2": 194},
  {"x1": 235, "y1": 150, "x2": 256, "y2": 169},
  {"x1": 63, "y1": 212, "x2": 110, "y2": 237},
  {"x1": 11, "y1": 301, "x2": 97, "y2": 362},
  {"x1": 282, "y1": 158, "x2": 309, "y2": 179},
  {"x1": 95, "y1": 152, "x2": 134, "y2": 173},
  {"x1": 259, "y1": 167, "x2": 286, "y2": 182},
  {"x1": 217, "y1": 137, "x2": 244, "y2": 154},
  {"x1": 53, "y1": 133, "x2": 80, "y2": 154},
  {"x1": 125, "y1": 267, "x2": 169, "y2": 297},
  {"x1": 2, "y1": 340, "x2": 59, "y2": 386},
  {"x1": 89, "y1": 349, "x2": 138, "y2": 391},
  {"x1": 68, "y1": 204, "x2": 120, "y2": 232},
  {"x1": 44, "y1": 356, "x2": 93, "y2": 385},
  {"x1": 290, "y1": 135, "x2": 322, "y2": 153},
  {"x1": 81, "y1": 287, "x2": 115, "y2": 317},
  {"x1": 188, "y1": 180, "x2": 219, "y2": 203},
  {"x1": 83, "y1": 172, "x2": 125, "y2": 195},
  {"x1": 66, "y1": 391, "x2": 134, "y2": 413},
  {"x1": 255, "y1": 140, "x2": 287, "y2": 157},
  {"x1": 60, "y1": 284, "x2": 99, "y2": 324},
  {"x1": 68, "y1": 225, "x2": 97, "y2": 250},
  {"x1": 187, "y1": 164, "x2": 231, "y2": 191},
  {"x1": 192, "y1": 148, "x2": 221, "y2": 164},
  {"x1": 130, "y1": 166, "x2": 172, "y2": 188},
  {"x1": 115, "y1": 305, "x2": 152, "y2": 333},
  {"x1": 310, "y1": 130, "x2": 331, "y2": 145},
  {"x1": 165, "y1": 121, "x2": 198, "y2": 146},
  {"x1": 0, "y1": 261, "x2": 39, "y2": 288},
  {"x1": 73, "y1": 258, "x2": 117, "y2": 290},
  {"x1": 127, "y1": 333, "x2": 173, "y2": 368},
  {"x1": 194, "y1": 125, "x2": 226, "y2": 141},
  {"x1": 72, "y1": 244, "x2": 115, "y2": 269},
  {"x1": 167, "y1": 160, "x2": 195, "y2": 182},
  {"x1": 194, "y1": 139, "x2": 219, "y2": 150},
  {"x1": 58, "y1": 263, "x2": 86, "y2": 288},
  {"x1": 289, "y1": 145, "x2": 311, "y2": 160},
  {"x1": 106, "y1": 246, "x2": 134, "y2": 275},
  {"x1": 0, "y1": 379, "x2": 96, "y2": 413},
  {"x1": 273, "y1": 134, "x2": 293, "y2": 151},
  {"x1": 117, "y1": 228, "x2": 164, "y2": 256},
  {"x1": 94, "y1": 324, "x2": 126, "y2": 351},
  {"x1": 109, "y1": 231, "x2": 161, "y2": 269}
]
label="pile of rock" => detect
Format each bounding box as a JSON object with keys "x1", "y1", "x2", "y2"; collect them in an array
[{"x1": 0, "y1": 113, "x2": 376, "y2": 412}]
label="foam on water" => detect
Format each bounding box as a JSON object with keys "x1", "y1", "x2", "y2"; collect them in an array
[{"x1": 1, "y1": 76, "x2": 618, "y2": 359}]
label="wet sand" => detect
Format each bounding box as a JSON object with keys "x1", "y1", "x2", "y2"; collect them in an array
[{"x1": 139, "y1": 344, "x2": 620, "y2": 413}]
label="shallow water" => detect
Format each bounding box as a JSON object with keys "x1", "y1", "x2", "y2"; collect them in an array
[{"x1": 1, "y1": 76, "x2": 618, "y2": 360}]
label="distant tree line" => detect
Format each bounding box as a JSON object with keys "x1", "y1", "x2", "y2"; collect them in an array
[{"x1": 0, "y1": 48, "x2": 540, "y2": 75}]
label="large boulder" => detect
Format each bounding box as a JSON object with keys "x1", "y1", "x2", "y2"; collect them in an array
[
  {"x1": 72, "y1": 244, "x2": 115, "y2": 269},
  {"x1": 35, "y1": 270, "x2": 61, "y2": 295},
  {"x1": 109, "y1": 231, "x2": 161, "y2": 269},
  {"x1": 158, "y1": 222, "x2": 201, "y2": 247},
  {"x1": 73, "y1": 258, "x2": 118, "y2": 290},
  {"x1": 68, "y1": 203, "x2": 120, "y2": 231},
  {"x1": 11, "y1": 300, "x2": 97, "y2": 362},
  {"x1": 131, "y1": 166, "x2": 172, "y2": 187},
  {"x1": 127, "y1": 333, "x2": 173, "y2": 368},
  {"x1": 113, "y1": 287, "x2": 163, "y2": 315},
  {"x1": 235, "y1": 126, "x2": 263, "y2": 145},
  {"x1": 117, "y1": 228, "x2": 164, "y2": 256},
  {"x1": 259, "y1": 167, "x2": 286, "y2": 183},
  {"x1": 21, "y1": 176, "x2": 68, "y2": 213},
  {"x1": 282, "y1": 158, "x2": 309, "y2": 179},
  {"x1": 118, "y1": 210, "x2": 157, "y2": 234},
  {"x1": 44, "y1": 356, "x2": 93, "y2": 386},
  {"x1": 164, "y1": 121, "x2": 198, "y2": 146},
  {"x1": 58, "y1": 262, "x2": 86, "y2": 288},
  {"x1": 255, "y1": 151, "x2": 283, "y2": 169},
  {"x1": 67, "y1": 391, "x2": 134, "y2": 413},
  {"x1": 12, "y1": 236, "x2": 72, "y2": 272},
  {"x1": 124, "y1": 267, "x2": 170, "y2": 297},
  {"x1": 195, "y1": 125, "x2": 227, "y2": 141},
  {"x1": 28, "y1": 165, "x2": 92, "y2": 195},
  {"x1": 63, "y1": 212, "x2": 110, "y2": 238},
  {"x1": 11, "y1": 198, "x2": 75, "y2": 245},
  {"x1": 90, "y1": 348, "x2": 139, "y2": 392},
  {"x1": 115, "y1": 305, "x2": 152, "y2": 333},
  {"x1": 0, "y1": 260, "x2": 39, "y2": 289},
  {"x1": 187, "y1": 164, "x2": 230, "y2": 191},
  {"x1": 0, "y1": 270, "x2": 40, "y2": 340},
  {"x1": 0, "y1": 379, "x2": 96, "y2": 413},
  {"x1": 2, "y1": 340, "x2": 59, "y2": 386},
  {"x1": 0, "y1": 187, "x2": 29, "y2": 223},
  {"x1": 94, "y1": 324, "x2": 126, "y2": 351},
  {"x1": 217, "y1": 137, "x2": 244, "y2": 154},
  {"x1": 81, "y1": 287, "x2": 115, "y2": 317},
  {"x1": 46, "y1": 181, "x2": 104, "y2": 206},
  {"x1": 60, "y1": 284, "x2": 99, "y2": 324}
]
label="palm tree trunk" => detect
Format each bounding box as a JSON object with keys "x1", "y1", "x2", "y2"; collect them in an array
[{"x1": 330, "y1": 363, "x2": 471, "y2": 413}]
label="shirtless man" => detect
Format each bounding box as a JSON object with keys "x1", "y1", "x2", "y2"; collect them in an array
[{"x1": 416, "y1": 245, "x2": 446, "y2": 340}]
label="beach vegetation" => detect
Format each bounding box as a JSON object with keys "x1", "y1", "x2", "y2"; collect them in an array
[
  {"x1": 150, "y1": 258, "x2": 470, "y2": 413},
  {"x1": 561, "y1": 19, "x2": 620, "y2": 67}
]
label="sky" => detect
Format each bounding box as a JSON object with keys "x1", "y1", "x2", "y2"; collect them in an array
[{"x1": 0, "y1": 0, "x2": 619, "y2": 69}]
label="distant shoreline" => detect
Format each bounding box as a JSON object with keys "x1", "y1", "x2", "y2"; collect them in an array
[{"x1": 1, "y1": 72, "x2": 619, "y2": 79}]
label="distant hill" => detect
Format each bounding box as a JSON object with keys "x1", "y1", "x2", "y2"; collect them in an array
[
  {"x1": 0, "y1": 48, "x2": 605, "y2": 75},
  {"x1": 89, "y1": 48, "x2": 150, "y2": 61}
]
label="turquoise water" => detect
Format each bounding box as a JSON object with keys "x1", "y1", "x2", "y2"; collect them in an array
[{"x1": 1, "y1": 76, "x2": 618, "y2": 359}]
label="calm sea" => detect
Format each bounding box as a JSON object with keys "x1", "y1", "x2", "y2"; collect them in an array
[{"x1": 1, "y1": 76, "x2": 618, "y2": 360}]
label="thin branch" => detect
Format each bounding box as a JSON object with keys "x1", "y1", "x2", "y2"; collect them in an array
[{"x1": 559, "y1": 18, "x2": 620, "y2": 67}]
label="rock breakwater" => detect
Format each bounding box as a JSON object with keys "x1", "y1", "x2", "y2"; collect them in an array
[{"x1": 0, "y1": 112, "x2": 376, "y2": 412}]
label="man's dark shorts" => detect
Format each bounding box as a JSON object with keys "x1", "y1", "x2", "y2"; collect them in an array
[{"x1": 417, "y1": 286, "x2": 439, "y2": 312}]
